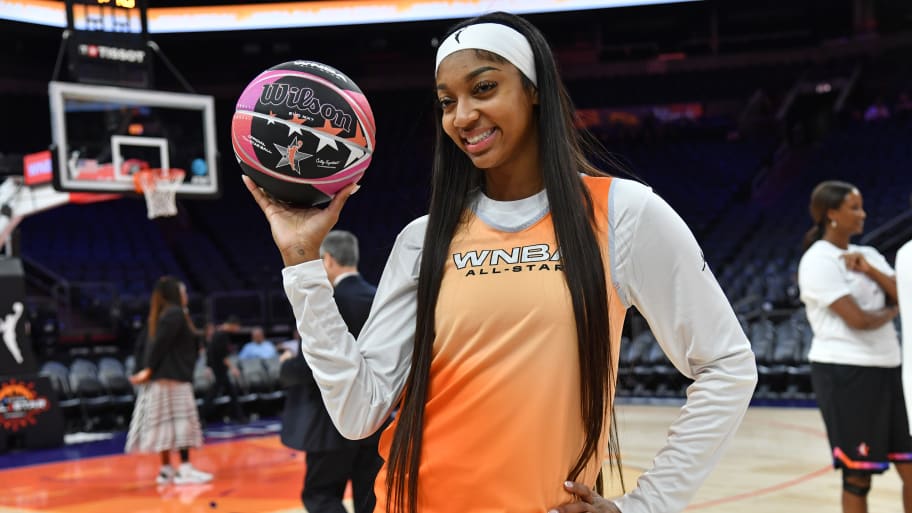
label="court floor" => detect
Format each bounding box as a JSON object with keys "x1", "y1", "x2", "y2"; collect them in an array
[{"x1": 0, "y1": 404, "x2": 905, "y2": 512}]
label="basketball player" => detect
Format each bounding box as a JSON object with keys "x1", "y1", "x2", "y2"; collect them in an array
[
  {"x1": 798, "y1": 181, "x2": 912, "y2": 513},
  {"x1": 1, "y1": 302, "x2": 24, "y2": 364},
  {"x1": 244, "y1": 11, "x2": 757, "y2": 513}
]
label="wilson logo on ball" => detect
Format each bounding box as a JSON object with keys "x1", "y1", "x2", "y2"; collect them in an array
[
  {"x1": 258, "y1": 84, "x2": 354, "y2": 133},
  {"x1": 231, "y1": 60, "x2": 376, "y2": 206}
]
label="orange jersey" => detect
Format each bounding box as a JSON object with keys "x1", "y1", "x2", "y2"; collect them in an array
[
  {"x1": 283, "y1": 176, "x2": 757, "y2": 513},
  {"x1": 374, "y1": 176, "x2": 626, "y2": 512}
]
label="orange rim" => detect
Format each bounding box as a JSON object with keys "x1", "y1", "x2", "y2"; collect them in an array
[{"x1": 132, "y1": 168, "x2": 186, "y2": 193}]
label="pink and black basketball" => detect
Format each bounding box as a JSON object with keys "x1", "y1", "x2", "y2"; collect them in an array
[{"x1": 231, "y1": 60, "x2": 376, "y2": 206}]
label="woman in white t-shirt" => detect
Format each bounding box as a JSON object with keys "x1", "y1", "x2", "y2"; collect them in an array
[{"x1": 798, "y1": 180, "x2": 909, "y2": 513}]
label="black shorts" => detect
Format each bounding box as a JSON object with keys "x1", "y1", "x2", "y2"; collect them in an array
[{"x1": 811, "y1": 362, "x2": 912, "y2": 474}]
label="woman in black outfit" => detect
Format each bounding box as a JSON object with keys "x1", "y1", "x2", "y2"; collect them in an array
[{"x1": 125, "y1": 276, "x2": 212, "y2": 485}]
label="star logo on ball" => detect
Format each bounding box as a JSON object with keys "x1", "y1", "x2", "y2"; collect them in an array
[
  {"x1": 274, "y1": 137, "x2": 312, "y2": 174},
  {"x1": 286, "y1": 113, "x2": 308, "y2": 136}
]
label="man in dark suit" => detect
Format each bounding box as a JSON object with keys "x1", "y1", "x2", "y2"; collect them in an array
[{"x1": 279, "y1": 230, "x2": 382, "y2": 513}]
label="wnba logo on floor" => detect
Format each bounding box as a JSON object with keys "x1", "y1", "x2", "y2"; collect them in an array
[{"x1": 0, "y1": 380, "x2": 49, "y2": 431}]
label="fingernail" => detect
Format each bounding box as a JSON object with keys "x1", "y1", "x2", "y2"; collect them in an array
[
  {"x1": 547, "y1": 510, "x2": 558, "y2": 513},
  {"x1": 350, "y1": 184, "x2": 361, "y2": 195},
  {"x1": 564, "y1": 481, "x2": 574, "y2": 488}
]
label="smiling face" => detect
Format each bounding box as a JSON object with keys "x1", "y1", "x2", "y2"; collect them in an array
[
  {"x1": 828, "y1": 189, "x2": 866, "y2": 235},
  {"x1": 435, "y1": 49, "x2": 539, "y2": 182}
]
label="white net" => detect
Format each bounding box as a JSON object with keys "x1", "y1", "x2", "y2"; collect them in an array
[{"x1": 137, "y1": 170, "x2": 184, "y2": 219}]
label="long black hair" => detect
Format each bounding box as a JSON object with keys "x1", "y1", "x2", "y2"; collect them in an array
[
  {"x1": 385, "y1": 11, "x2": 622, "y2": 513},
  {"x1": 802, "y1": 180, "x2": 857, "y2": 251},
  {"x1": 147, "y1": 275, "x2": 183, "y2": 338},
  {"x1": 146, "y1": 275, "x2": 196, "y2": 340}
]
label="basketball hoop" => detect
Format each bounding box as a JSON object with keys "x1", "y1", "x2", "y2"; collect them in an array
[{"x1": 133, "y1": 168, "x2": 185, "y2": 219}]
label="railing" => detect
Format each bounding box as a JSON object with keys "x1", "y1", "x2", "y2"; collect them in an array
[
  {"x1": 22, "y1": 257, "x2": 67, "y2": 297},
  {"x1": 51, "y1": 281, "x2": 120, "y2": 334},
  {"x1": 26, "y1": 274, "x2": 294, "y2": 342},
  {"x1": 22, "y1": 256, "x2": 121, "y2": 335},
  {"x1": 206, "y1": 289, "x2": 296, "y2": 332},
  {"x1": 861, "y1": 208, "x2": 912, "y2": 254},
  {"x1": 731, "y1": 294, "x2": 763, "y2": 321},
  {"x1": 206, "y1": 290, "x2": 266, "y2": 328}
]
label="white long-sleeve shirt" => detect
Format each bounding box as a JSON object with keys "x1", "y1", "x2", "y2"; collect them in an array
[{"x1": 283, "y1": 177, "x2": 757, "y2": 513}]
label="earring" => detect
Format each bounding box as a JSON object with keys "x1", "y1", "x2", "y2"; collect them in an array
[{"x1": 830, "y1": 220, "x2": 837, "y2": 228}]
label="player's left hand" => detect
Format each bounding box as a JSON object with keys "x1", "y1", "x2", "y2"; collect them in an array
[{"x1": 548, "y1": 481, "x2": 621, "y2": 513}]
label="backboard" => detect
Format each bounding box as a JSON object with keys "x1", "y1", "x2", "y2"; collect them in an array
[{"x1": 49, "y1": 81, "x2": 219, "y2": 197}]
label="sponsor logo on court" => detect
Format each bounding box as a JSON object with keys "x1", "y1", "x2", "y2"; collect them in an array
[
  {"x1": 452, "y1": 244, "x2": 563, "y2": 277},
  {"x1": 0, "y1": 380, "x2": 49, "y2": 431}
]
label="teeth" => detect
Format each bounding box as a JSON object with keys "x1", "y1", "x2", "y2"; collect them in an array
[{"x1": 467, "y1": 129, "x2": 494, "y2": 145}]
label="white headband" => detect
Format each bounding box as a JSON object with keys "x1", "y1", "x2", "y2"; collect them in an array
[{"x1": 435, "y1": 23, "x2": 537, "y2": 86}]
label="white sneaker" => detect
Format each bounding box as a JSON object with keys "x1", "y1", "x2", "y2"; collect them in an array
[
  {"x1": 188, "y1": 467, "x2": 213, "y2": 481},
  {"x1": 173, "y1": 464, "x2": 213, "y2": 485},
  {"x1": 156, "y1": 466, "x2": 175, "y2": 485}
]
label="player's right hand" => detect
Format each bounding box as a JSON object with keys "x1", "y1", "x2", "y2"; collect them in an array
[{"x1": 242, "y1": 175, "x2": 358, "y2": 267}]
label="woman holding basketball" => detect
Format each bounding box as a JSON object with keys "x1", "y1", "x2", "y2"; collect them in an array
[{"x1": 245, "y1": 11, "x2": 756, "y2": 513}]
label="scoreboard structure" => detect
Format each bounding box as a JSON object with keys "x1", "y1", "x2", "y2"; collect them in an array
[{"x1": 64, "y1": 0, "x2": 152, "y2": 88}]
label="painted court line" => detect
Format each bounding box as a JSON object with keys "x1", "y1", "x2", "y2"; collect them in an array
[
  {"x1": 688, "y1": 418, "x2": 830, "y2": 509},
  {"x1": 688, "y1": 465, "x2": 832, "y2": 509}
]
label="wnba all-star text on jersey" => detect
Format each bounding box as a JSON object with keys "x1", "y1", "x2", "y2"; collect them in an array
[{"x1": 452, "y1": 244, "x2": 563, "y2": 277}]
